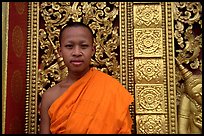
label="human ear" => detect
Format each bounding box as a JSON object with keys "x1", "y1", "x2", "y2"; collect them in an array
[{"x1": 91, "y1": 45, "x2": 96, "y2": 57}]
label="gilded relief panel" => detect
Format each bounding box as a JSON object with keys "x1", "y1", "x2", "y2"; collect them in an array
[
  {"x1": 134, "y1": 29, "x2": 163, "y2": 57},
  {"x1": 133, "y1": 2, "x2": 173, "y2": 134},
  {"x1": 135, "y1": 58, "x2": 163, "y2": 84},
  {"x1": 136, "y1": 115, "x2": 166, "y2": 134},
  {"x1": 133, "y1": 4, "x2": 162, "y2": 28},
  {"x1": 135, "y1": 84, "x2": 165, "y2": 113}
]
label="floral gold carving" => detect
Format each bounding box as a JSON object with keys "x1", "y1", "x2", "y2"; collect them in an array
[
  {"x1": 174, "y1": 2, "x2": 202, "y2": 69},
  {"x1": 137, "y1": 115, "x2": 166, "y2": 134},
  {"x1": 134, "y1": 2, "x2": 175, "y2": 134},
  {"x1": 135, "y1": 59, "x2": 163, "y2": 84},
  {"x1": 134, "y1": 4, "x2": 161, "y2": 28},
  {"x1": 134, "y1": 29, "x2": 162, "y2": 57},
  {"x1": 136, "y1": 84, "x2": 164, "y2": 113}
]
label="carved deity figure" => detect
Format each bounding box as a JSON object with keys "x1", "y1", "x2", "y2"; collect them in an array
[{"x1": 176, "y1": 58, "x2": 202, "y2": 134}]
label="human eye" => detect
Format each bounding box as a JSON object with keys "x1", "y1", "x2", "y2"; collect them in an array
[
  {"x1": 65, "y1": 44, "x2": 73, "y2": 49},
  {"x1": 81, "y1": 44, "x2": 89, "y2": 49}
]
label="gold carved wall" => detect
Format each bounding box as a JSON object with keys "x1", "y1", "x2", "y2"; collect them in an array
[
  {"x1": 174, "y1": 2, "x2": 202, "y2": 134},
  {"x1": 24, "y1": 2, "x2": 202, "y2": 134},
  {"x1": 133, "y1": 2, "x2": 175, "y2": 134}
]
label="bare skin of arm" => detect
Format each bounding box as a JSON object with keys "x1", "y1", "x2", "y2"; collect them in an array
[
  {"x1": 40, "y1": 85, "x2": 61, "y2": 134},
  {"x1": 39, "y1": 80, "x2": 72, "y2": 134},
  {"x1": 40, "y1": 90, "x2": 52, "y2": 134}
]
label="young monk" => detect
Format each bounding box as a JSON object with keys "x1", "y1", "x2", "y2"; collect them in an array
[{"x1": 40, "y1": 21, "x2": 134, "y2": 134}]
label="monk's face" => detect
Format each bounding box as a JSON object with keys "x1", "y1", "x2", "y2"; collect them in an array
[{"x1": 59, "y1": 26, "x2": 95, "y2": 74}]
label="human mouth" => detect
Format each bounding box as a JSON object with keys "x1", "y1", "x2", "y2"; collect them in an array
[{"x1": 70, "y1": 60, "x2": 83, "y2": 65}]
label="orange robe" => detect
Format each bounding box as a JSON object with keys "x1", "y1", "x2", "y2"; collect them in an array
[{"x1": 48, "y1": 67, "x2": 133, "y2": 134}]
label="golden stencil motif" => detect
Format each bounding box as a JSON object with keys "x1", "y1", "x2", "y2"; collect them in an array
[
  {"x1": 14, "y1": 2, "x2": 26, "y2": 15},
  {"x1": 11, "y1": 70, "x2": 23, "y2": 104},
  {"x1": 137, "y1": 115, "x2": 166, "y2": 134},
  {"x1": 136, "y1": 84, "x2": 164, "y2": 113},
  {"x1": 134, "y1": 2, "x2": 176, "y2": 134},
  {"x1": 12, "y1": 25, "x2": 24, "y2": 57},
  {"x1": 38, "y1": 2, "x2": 120, "y2": 97},
  {"x1": 135, "y1": 59, "x2": 163, "y2": 84},
  {"x1": 134, "y1": 4, "x2": 161, "y2": 28},
  {"x1": 134, "y1": 28, "x2": 163, "y2": 57}
]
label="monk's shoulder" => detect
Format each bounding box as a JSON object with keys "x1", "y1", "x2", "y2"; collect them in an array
[
  {"x1": 95, "y1": 69, "x2": 129, "y2": 92},
  {"x1": 43, "y1": 84, "x2": 60, "y2": 97},
  {"x1": 41, "y1": 83, "x2": 62, "y2": 107},
  {"x1": 96, "y1": 70, "x2": 120, "y2": 84}
]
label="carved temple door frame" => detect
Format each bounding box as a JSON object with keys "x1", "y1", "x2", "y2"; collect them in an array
[{"x1": 25, "y1": 2, "x2": 202, "y2": 134}]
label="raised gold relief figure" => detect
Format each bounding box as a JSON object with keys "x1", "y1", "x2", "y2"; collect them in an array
[{"x1": 176, "y1": 58, "x2": 202, "y2": 134}]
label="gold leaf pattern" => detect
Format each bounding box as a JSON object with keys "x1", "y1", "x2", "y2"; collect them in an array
[
  {"x1": 136, "y1": 84, "x2": 164, "y2": 113},
  {"x1": 134, "y1": 29, "x2": 162, "y2": 57},
  {"x1": 137, "y1": 115, "x2": 166, "y2": 134},
  {"x1": 135, "y1": 59, "x2": 163, "y2": 84}
]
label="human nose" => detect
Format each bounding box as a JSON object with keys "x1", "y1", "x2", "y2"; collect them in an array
[{"x1": 72, "y1": 46, "x2": 82, "y2": 56}]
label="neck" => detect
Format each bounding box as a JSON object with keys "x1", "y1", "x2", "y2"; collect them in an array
[{"x1": 66, "y1": 67, "x2": 91, "y2": 83}]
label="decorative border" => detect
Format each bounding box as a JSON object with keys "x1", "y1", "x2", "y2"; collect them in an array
[
  {"x1": 127, "y1": 2, "x2": 136, "y2": 134},
  {"x1": 132, "y1": 2, "x2": 177, "y2": 134},
  {"x1": 24, "y1": 2, "x2": 39, "y2": 134},
  {"x1": 165, "y1": 2, "x2": 177, "y2": 134},
  {"x1": 119, "y1": 2, "x2": 128, "y2": 88},
  {"x1": 161, "y1": 2, "x2": 169, "y2": 133},
  {"x1": 120, "y1": 2, "x2": 136, "y2": 133},
  {"x1": 2, "y1": 2, "x2": 10, "y2": 134}
]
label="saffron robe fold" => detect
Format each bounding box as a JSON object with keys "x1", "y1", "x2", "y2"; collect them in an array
[{"x1": 48, "y1": 67, "x2": 133, "y2": 134}]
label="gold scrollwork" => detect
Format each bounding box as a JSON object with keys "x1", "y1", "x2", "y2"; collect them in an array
[
  {"x1": 174, "y1": 2, "x2": 202, "y2": 134},
  {"x1": 174, "y1": 2, "x2": 202, "y2": 69}
]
